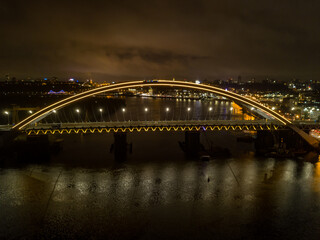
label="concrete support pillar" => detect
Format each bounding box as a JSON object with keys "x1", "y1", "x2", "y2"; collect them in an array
[
  {"x1": 113, "y1": 132, "x2": 127, "y2": 161},
  {"x1": 255, "y1": 131, "x2": 275, "y2": 155},
  {"x1": 255, "y1": 129, "x2": 308, "y2": 156},
  {"x1": 185, "y1": 131, "x2": 200, "y2": 157},
  {"x1": 22, "y1": 135, "x2": 50, "y2": 160}
]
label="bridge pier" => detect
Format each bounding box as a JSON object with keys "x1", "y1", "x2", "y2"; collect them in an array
[
  {"x1": 112, "y1": 132, "x2": 129, "y2": 161},
  {"x1": 184, "y1": 131, "x2": 201, "y2": 157},
  {"x1": 255, "y1": 131, "x2": 275, "y2": 155},
  {"x1": 255, "y1": 129, "x2": 310, "y2": 156}
]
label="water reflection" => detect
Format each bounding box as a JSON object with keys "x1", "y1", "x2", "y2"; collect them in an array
[
  {"x1": 1, "y1": 157, "x2": 320, "y2": 238},
  {"x1": 42, "y1": 96, "x2": 255, "y2": 123}
]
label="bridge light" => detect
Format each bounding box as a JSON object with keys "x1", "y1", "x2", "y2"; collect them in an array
[
  {"x1": 144, "y1": 108, "x2": 148, "y2": 112},
  {"x1": 166, "y1": 107, "x2": 170, "y2": 112},
  {"x1": 4, "y1": 111, "x2": 9, "y2": 125},
  {"x1": 291, "y1": 107, "x2": 295, "y2": 111},
  {"x1": 122, "y1": 108, "x2": 126, "y2": 112},
  {"x1": 99, "y1": 108, "x2": 103, "y2": 112},
  {"x1": 272, "y1": 107, "x2": 275, "y2": 110},
  {"x1": 195, "y1": 80, "x2": 200, "y2": 84},
  {"x1": 251, "y1": 107, "x2": 254, "y2": 110},
  {"x1": 52, "y1": 110, "x2": 57, "y2": 113},
  {"x1": 28, "y1": 110, "x2": 33, "y2": 114},
  {"x1": 187, "y1": 107, "x2": 191, "y2": 112},
  {"x1": 209, "y1": 107, "x2": 212, "y2": 111},
  {"x1": 76, "y1": 109, "x2": 80, "y2": 113},
  {"x1": 230, "y1": 107, "x2": 233, "y2": 111}
]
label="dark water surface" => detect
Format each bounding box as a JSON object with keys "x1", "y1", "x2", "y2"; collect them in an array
[
  {"x1": 1, "y1": 97, "x2": 320, "y2": 239},
  {"x1": 1, "y1": 131, "x2": 320, "y2": 240}
]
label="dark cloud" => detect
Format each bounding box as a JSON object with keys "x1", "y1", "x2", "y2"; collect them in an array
[
  {"x1": 104, "y1": 46, "x2": 209, "y2": 64},
  {"x1": 0, "y1": 0, "x2": 320, "y2": 81}
]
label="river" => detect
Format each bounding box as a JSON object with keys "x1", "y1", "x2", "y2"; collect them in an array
[{"x1": 0, "y1": 97, "x2": 320, "y2": 239}]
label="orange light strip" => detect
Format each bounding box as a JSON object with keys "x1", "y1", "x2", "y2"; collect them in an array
[{"x1": 24, "y1": 124, "x2": 284, "y2": 135}]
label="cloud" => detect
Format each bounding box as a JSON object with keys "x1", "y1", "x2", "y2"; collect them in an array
[{"x1": 0, "y1": 0, "x2": 320, "y2": 81}]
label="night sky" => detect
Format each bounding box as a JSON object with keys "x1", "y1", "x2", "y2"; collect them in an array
[{"x1": 1, "y1": 0, "x2": 320, "y2": 82}]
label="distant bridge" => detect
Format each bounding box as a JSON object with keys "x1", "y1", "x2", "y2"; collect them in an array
[{"x1": 10, "y1": 80, "x2": 320, "y2": 149}]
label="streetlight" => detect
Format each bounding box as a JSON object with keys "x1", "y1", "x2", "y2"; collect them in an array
[
  {"x1": 187, "y1": 107, "x2": 191, "y2": 120},
  {"x1": 206, "y1": 107, "x2": 213, "y2": 120},
  {"x1": 28, "y1": 110, "x2": 33, "y2": 114},
  {"x1": 272, "y1": 107, "x2": 276, "y2": 110},
  {"x1": 144, "y1": 107, "x2": 148, "y2": 121},
  {"x1": 75, "y1": 109, "x2": 81, "y2": 122},
  {"x1": 52, "y1": 109, "x2": 58, "y2": 122},
  {"x1": 165, "y1": 107, "x2": 170, "y2": 120},
  {"x1": 4, "y1": 111, "x2": 9, "y2": 125},
  {"x1": 122, "y1": 108, "x2": 126, "y2": 121},
  {"x1": 99, "y1": 108, "x2": 103, "y2": 122}
]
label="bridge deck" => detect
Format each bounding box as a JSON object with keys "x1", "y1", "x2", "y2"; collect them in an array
[{"x1": 23, "y1": 120, "x2": 287, "y2": 135}]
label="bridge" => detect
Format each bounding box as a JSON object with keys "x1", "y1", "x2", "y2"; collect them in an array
[
  {"x1": 8, "y1": 79, "x2": 320, "y2": 149},
  {"x1": 23, "y1": 120, "x2": 286, "y2": 135}
]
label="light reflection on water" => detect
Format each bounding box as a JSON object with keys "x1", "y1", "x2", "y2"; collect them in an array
[
  {"x1": 1, "y1": 154, "x2": 320, "y2": 238},
  {"x1": 0, "y1": 96, "x2": 320, "y2": 238}
]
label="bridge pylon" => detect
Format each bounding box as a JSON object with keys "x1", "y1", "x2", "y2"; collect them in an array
[
  {"x1": 110, "y1": 132, "x2": 132, "y2": 161},
  {"x1": 184, "y1": 131, "x2": 201, "y2": 157}
]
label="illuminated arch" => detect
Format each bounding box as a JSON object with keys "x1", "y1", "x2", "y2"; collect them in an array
[{"x1": 13, "y1": 79, "x2": 291, "y2": 130}]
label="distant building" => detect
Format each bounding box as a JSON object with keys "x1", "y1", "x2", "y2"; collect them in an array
[{"x1": 237, "y1": 75, "x2": 241, "y2": 84}]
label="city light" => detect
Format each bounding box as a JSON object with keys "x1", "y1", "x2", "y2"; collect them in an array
[
  {"x1": 291, "y1": 107, "x2": 295, "y2": 111},
  {"x1": 52, "y1": 110, "x2": 57, "y2": 113},
  {"x1": 76, "y1": 109, "x2": 80, "y2": 113},
  {"x1": 209, "y1": 107, "x2": 213, "y2": 111},
  {"x1": 187, "y1": 107, "x2": 191, "y2": 111},
  {"x1": 272, "y1": 107, "x2": 276, "y2": 110},
  {"x1": 99, "y1": 108, "x2": 103, "y2": 112},
  {"x1": 144, "y1": 108, "x2": 148, "y2": 112},
  {"x1": 13, "y1": 80, "x2": 292, "y2": 129},
  {"x1": 28, "y1": 110, "x2": 33, "y2": 114},
  {"x1": 122, "y1": 108, "x2": 126, "y2": 112},
  {"x1": 230, "y1": 107, "x2": 233, "y2": 111},
  {"x1": 166, "y1": 107, "x2": 170, "y2": 112},
  {"x1": 4, "y1": 111, "x2": 9, "y2": 125}
]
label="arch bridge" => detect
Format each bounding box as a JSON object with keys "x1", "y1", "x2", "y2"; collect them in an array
[{"x1": 11, "y1": 80, "x2": 319, "y2": 149}]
